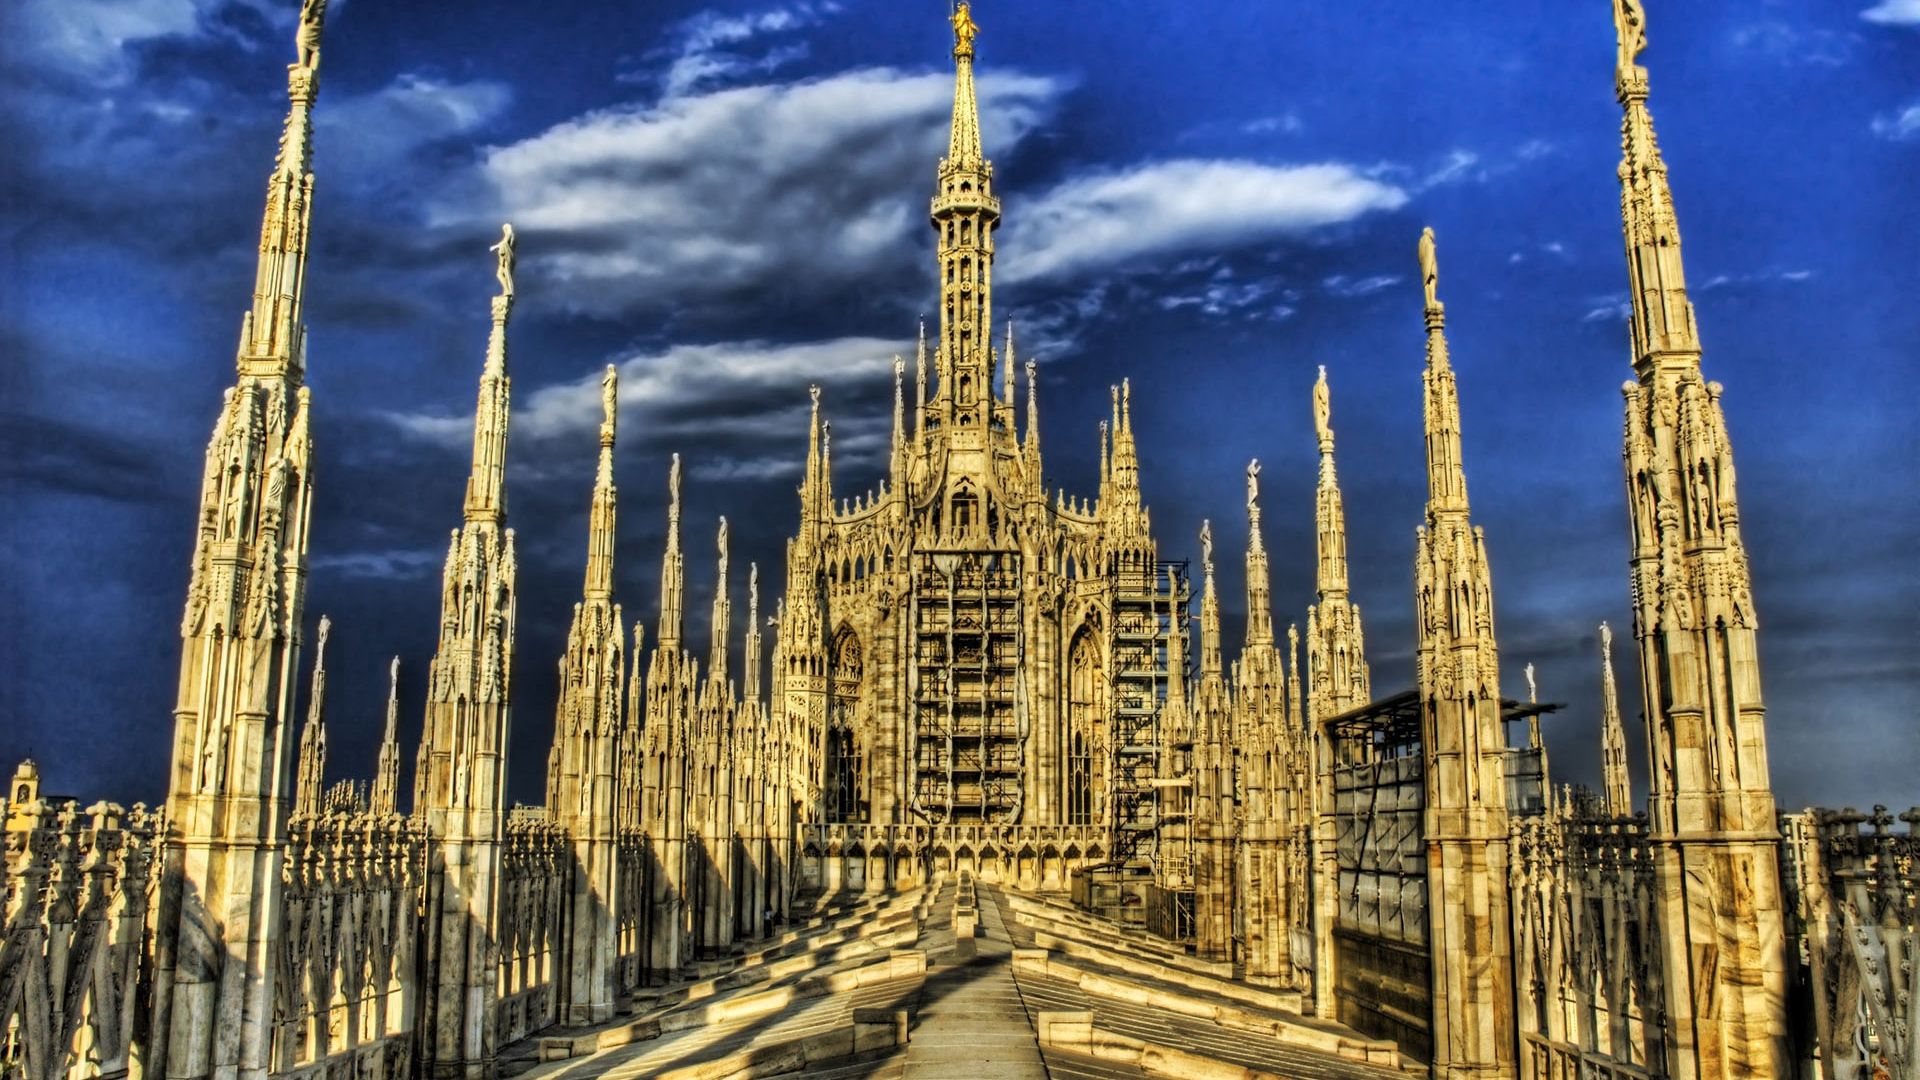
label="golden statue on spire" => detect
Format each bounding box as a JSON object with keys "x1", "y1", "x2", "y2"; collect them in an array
[{"x1": 951, "y1": 3, "x2": 979, "y2": 58}]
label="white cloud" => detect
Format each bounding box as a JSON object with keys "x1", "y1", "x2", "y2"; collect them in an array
[
  {"x1": 449, "y1": 67, "x2": 1061, "y2": 320},
  {"x1": 1862, "y1": 0, "x2": 1920, "y2": 25},
  {"x1": 1003, "y1": 161, "x2": 1406, "y2": 284},
  {"x1": 390, "y1": 336, "x2": 908, "y2": 482},
  {"x1": 1872, "y1": 100, "x2": 1920, "y2": 140},
  {"x1": 12, "y1": 0, "x2": 207, "y2": 80},
  {"x1": 657, "y1": 2, "x2": 843, "y2": 98},
  {"x1": 10, "y1": 0, "x2": 287, "y2": 82},
  {"x1": 320, "y1": 74, "x2": 512, "y2": 180}
]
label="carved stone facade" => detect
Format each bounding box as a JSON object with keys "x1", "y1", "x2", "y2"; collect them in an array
[
  {"x1": 773, "y1": 18, "x2": 1186, "y2": 883},
  {"x1": 0, "y1": 4, "x2": 1898, "y2": 1080}
]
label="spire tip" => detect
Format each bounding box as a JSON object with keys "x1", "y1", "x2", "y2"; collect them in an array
[{"x1": 951, "y1": 2, "x2": 980, "y2": 58}]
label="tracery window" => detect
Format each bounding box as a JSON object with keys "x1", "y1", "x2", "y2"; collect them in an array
[
  {"x1": 826, "y1": 628, "x2": 867, "y2": 823},
  {"x1": 952, "y1": 492, "x2": 976, "y2": 536},
  {"x1": 1067, "y1": 627, "x2": 1102, "y2": 826}
]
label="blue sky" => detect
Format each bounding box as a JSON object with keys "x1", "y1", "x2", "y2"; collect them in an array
[{"x1": 1, "y1": 0, "x2": 1914, "y2": 811}]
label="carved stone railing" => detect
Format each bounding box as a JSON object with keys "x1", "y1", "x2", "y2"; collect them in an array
[
  {"x1": 798, "y1": 822, "x2": 1109, "y2": 892},
  {"x1": 0, "y1": 798, "x2": 162, "y2": 1080},
  {"x1": 495, "y1": 809, "x2": 566, "y2": 1046},
  {"x1": 273, "y1": 808, "x2": 423, "y2": 1080},
  {"x1": 1511, "y1": 811, "x2": 1667, "y2": 1080},
  {"x1": 1784, "y1": 806, "x2": 1919, "y2": 1080}
]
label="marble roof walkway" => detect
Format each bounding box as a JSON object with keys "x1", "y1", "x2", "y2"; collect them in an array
[{"x1": 507, "y1": 876, "x2": 1415, "y2": 1080}]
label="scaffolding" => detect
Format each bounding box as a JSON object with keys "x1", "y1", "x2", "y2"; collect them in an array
[
  {"x1": 1104, "y1": 557, "x2": 1188, "y2": 870},
  {"x1": 909, "y1": 550, "x2": 1024, "y2": 823}
]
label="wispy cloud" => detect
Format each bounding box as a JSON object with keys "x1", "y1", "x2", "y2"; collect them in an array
[
  {"x1": 1581, "y1": 298, "x2": 1632, "y2": 325},
  {"x1": 1728, "y1": 21, "x2": 1857, "y2": 66},
  {"x1": 1004, "y1": 161, "x2": 1406, "y2": 284},
  {"x1": 13, "y1": 0, "x2": 215, "y2": 80},
  {"x1": 1242, "y1": 113, "x2": 1303, "y2": 135},
  {"x1": 9, "y1": 0, "x2": 291, "y2": 82},
  {"x1": 1872, "y1": 100, "x2": 1920, "y2": 140},
  {"x1": 448, "y1": 67, "x2": 1061, "y2": 321},
  {"x1": 649, "y1": 1, "x2": 844, "y2": 98},
  {"x1": 1861, "y1": 0, "x2": 1920, "y2": 25},
  {"x1": 320, "y1": 74, "x2": 512, "y2": 185},
  {"x1": 389, "y1": 336, "x2": 907, "y2": 481},
  {"x1": 1422, "y1": 149, "x2": 1483, "y2": 188},
  {"x1": 1581, "y1": 268, "x2": 1813, "y2": 323},
  {"x1": 1410, "y1": 139, "x2": 1560, "y2": 191},
  {"x1": 1158, "y1": 279, "x2": 1288, "y2": 320},
  {"x1": 1698, "y1": 268, "x2": 1817, "y2": 290},
  {"x1": 312, "y1": 548, "x2": 444, "y2": 582},
  {"x1": 1323, "y1": 274, "x2": 1401, "y2": 299}
]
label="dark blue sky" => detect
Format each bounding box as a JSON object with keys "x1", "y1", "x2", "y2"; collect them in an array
[{"x1": 2, "y1": 0, "x2": 1914, "y2": 811}]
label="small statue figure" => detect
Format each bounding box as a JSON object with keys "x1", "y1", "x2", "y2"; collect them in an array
[
  {"x1": 1199, "y1": 520, "x2": 1214, "y2": 575},
  {"x1": 1246, "y1": 459, "x2": 1261, "y2": 511},
  {"x1": 1313, "y1": 366, "x2": 1332, "y2": 448},
  {"x1": 1614, "y1": 0, "x2": 1649, "y2": 76},
  {"x1": 717, "y1": 516, "x2": 729, "y2": 576},
  {"x1": 296, "y1": 0, "x2": 327, "y2": 71},
  {"x1": 1524, "y1": 662, "x2": 1537, "y2": 704},
  {"x1": 1418, "y1": 227, "x2": 1440, "y2": 310},
  {"x1": 600, "y1": 365, "x2": 618, "y2": 436},
  {"x1": 669, "y1": 452, "x2": 682, "y2": 510},
  {"x1": 489, "y1": 223, "x2": 516, "y2": 298},
  {"x1": 951, "y1": 2, "x2": 980, "y2": 56}
]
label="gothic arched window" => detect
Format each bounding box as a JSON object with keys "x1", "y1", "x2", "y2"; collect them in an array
[
  {"x1": 1067, "y1": 626, "x2": 1103, "y2": 826},
  {"x1": 827, "y1": 628, "x2": 867, "y2": 823}
]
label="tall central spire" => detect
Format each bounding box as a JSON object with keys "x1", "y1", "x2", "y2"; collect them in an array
[
  {"x1": 930, "y1": 2, "x2": 1002, "y2": 432},
  {"x1": 948, "y1": 2, "x2": 984, "y2": 166}
]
